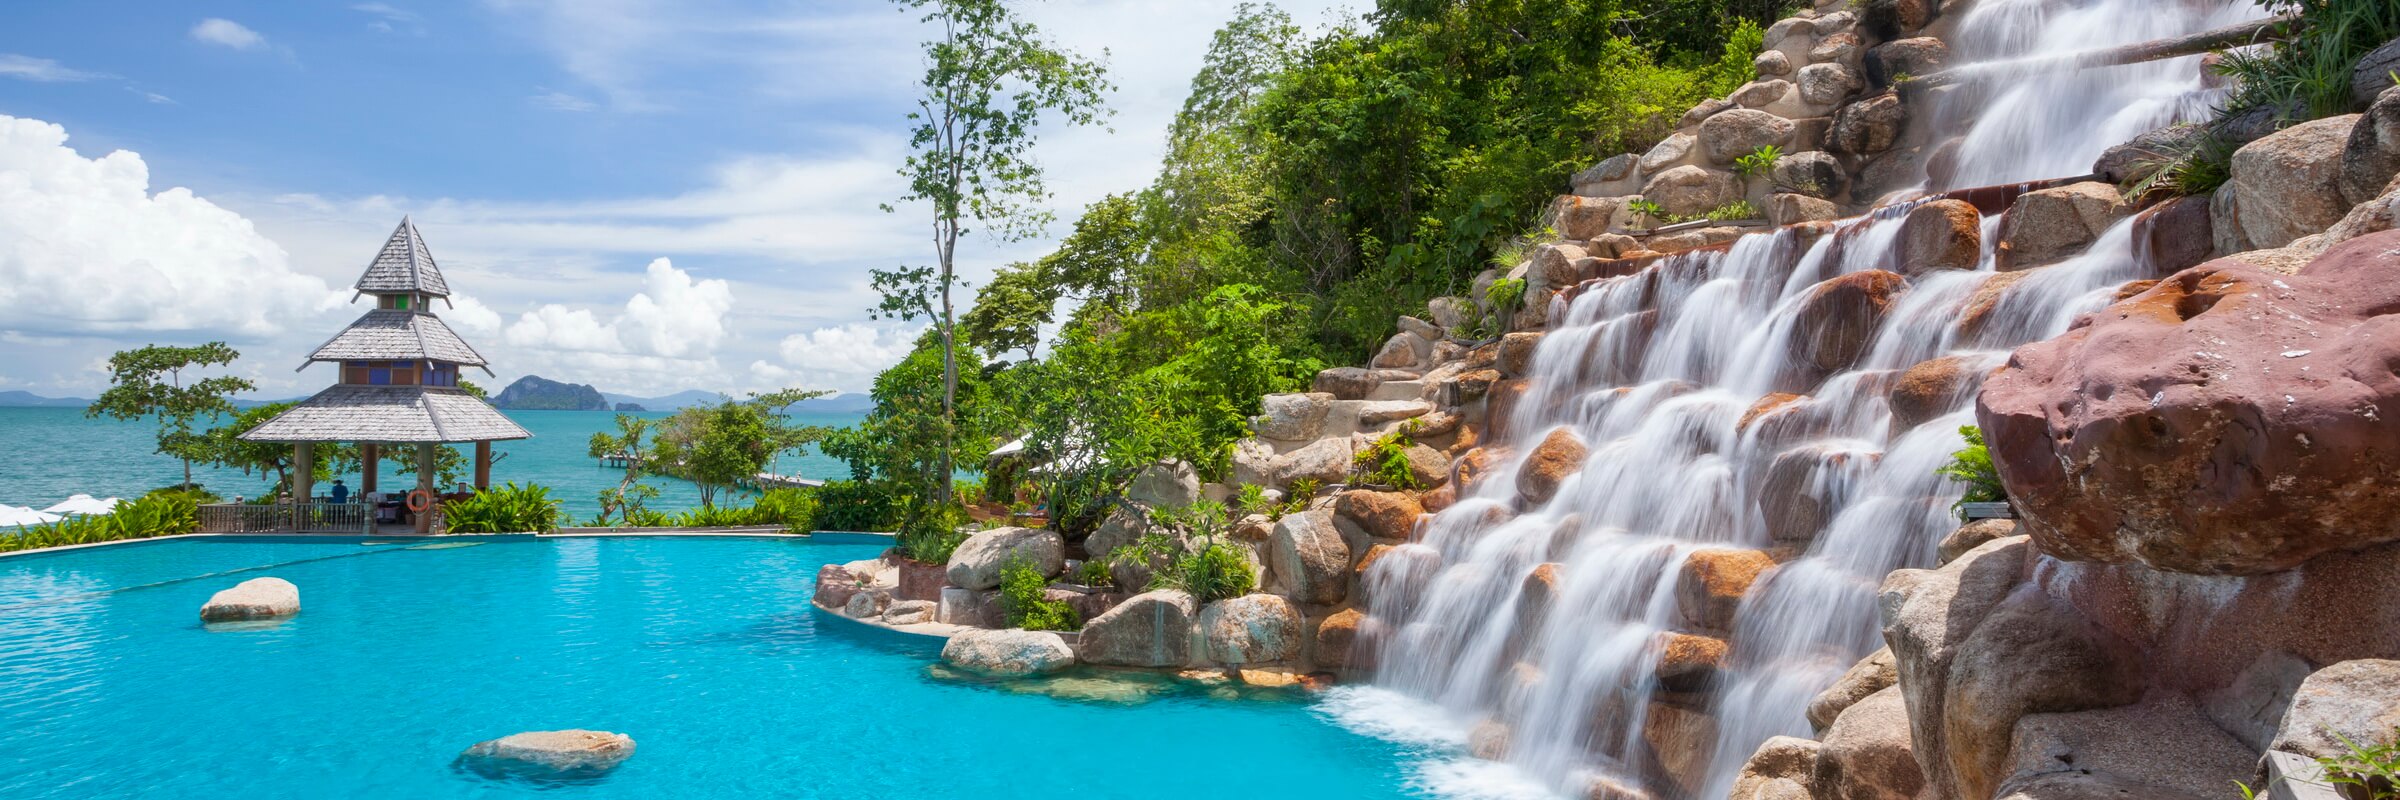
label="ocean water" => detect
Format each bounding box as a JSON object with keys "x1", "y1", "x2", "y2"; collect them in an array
[
  {"x1": 0, "y1": 407, "x2": 861, "y2": 520},
  {"x1": 0, "y1": 536, "x2": 1431, "y2": 799}
]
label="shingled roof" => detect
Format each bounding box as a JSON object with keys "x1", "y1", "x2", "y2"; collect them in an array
[
  {"x1": 303, "y1": 309, "x2": 489, "y2": 368},
  {"x1": 239, "y1": 385, "x2": 531, "y2": 443},
  {"x1": 354, "y1": 216, "x2": 451, "y2": 297}
]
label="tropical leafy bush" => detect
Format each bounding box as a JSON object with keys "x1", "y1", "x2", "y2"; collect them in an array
[
  {"x1": 1733, "y1": 144, "x2": 1782, "y2": 177},
  {"x1": 442, "y1": 483, "x2": 564, "y2": 533},
  {"x1": 1137, "y1": 500, "x2": 1259, "y2": 603},
  {"x1": 1937, "y1": 425, "x2": 2006, "y2": 519},
  {"x1": 1354, "y1": 420, "x2": 1428, "y2": 490},
  {"x1": 998, "y1": 557, "x2": 1082, "y2": 631},
  {"x1": 813, "y1": 480, "x2": 902, "y2": 532},
  {"x1": 0, "y1": 490, "x2": 203, "y2": 554},
  {"x1": 1073, "y1": 558, "x2": 1115, "y2": 588},
  {"x1": 896, "y1": 500, "x2": 971, "y2": 564}
]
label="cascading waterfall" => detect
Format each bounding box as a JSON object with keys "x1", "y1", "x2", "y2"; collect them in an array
[{"x1": 1332, "y1": 2, "x2": 2260, "y2": 797}]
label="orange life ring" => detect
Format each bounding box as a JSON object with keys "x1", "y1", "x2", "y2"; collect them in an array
[{"x1": 405, "y1": 490, "x2": 433, "y2": 513}]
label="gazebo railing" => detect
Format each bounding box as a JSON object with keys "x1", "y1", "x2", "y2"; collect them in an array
[{"x1": 199, "y1": 503, "x2": 375, "y2": 535}]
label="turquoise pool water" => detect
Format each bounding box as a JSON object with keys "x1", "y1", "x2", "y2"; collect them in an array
[
  {"x1": 0, "y1": 537, "x2": 1435, "y2": 799},
  {"x1": 0, "y1": 407, "x2": 861, "y2": 520}
]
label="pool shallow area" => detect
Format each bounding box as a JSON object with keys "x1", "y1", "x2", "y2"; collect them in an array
[{"x1": 0, "y1": 537, "x2": 1435, "y2": 799}]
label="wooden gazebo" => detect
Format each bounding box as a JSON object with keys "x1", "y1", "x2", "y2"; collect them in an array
[{"x1": 239, "y1": 217, "x2": 530, "y2": 533}]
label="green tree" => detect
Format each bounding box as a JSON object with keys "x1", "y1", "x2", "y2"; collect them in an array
[
  {"x1": 962, "y1": 264, "x2": 1057, "y2": 362},
  {"x1": 190, "y1": 402, "x2": 356, "y2": 498},
  {"x1": 874, "y1": 0, "x2": 1112, "y2": 499},
  {"x1": 652, "y1": 390, "x2": 831, "y2": 508},
  {"x1": 586, "y1": 414, "x2": 660, "y2": 525},
  {"x1": 87, "y1": 343, "x2": 257, "y2": 490}
]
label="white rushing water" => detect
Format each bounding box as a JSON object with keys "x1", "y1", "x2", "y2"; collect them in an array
[{"x1": 1334, "y1": 2, "x2": 2257, "y2": 797}]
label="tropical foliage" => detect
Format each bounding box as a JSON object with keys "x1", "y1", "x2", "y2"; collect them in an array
[
  {"x1": 86, "y1": 343, "x2": 256, "y2": 490},
  {"x1": 0, "y1": 489, "x2": 204, "y2": 554},
  {"x1": 441, "y1": 483, "x2": 566, "y2": 533},
  {"x1": 997, "y1": 557, "x2": 1081, "y2": 631},
  {"x1": 1938, "y1": 425, "x2": 2006, "y2": 519}
]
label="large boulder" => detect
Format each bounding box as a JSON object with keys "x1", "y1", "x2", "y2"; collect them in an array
[
  {"x1": 1788, "y1": 270, "x2": 1906, "y2": 384},
  {"x1": 1515, "y1": 427, "x2": 1589, "y2": 506},
  {"x1": 945, "y1": 527, "x2": 1065, "y2": 590},
  {"x1": 1773, "y1": 150, "x2": 1850, "y2": 199},
  {"x1": 1268, "y1": 509, "x2": 1351, "y2": 605},
  {"x1": 200, "y1": 577, "x2": 299, "y2": 622},
  {"x1": 1334, "y1": 490, "x2": 1424, "y2": 541},
  {"x1": 1084, "y1": 505, "x2": 1150, "y2": 564},
  {"x1": 1639, "y1": 132, "x2": 1698, "y2": 173},
  {"x1": 1937, "y1": 519, "x2": 2016, "y2": 566},
  {"x1": 1885, "y1": 354, "x2": 1979, "y2": 432},
  {"x1": 2212, "y1": 114, "x2": 2361, "y2": 253},
  {"x1": 1077, "y1": 589, "x2": 1199, "y2": 668},
  {"x1": 1768, "y1": 193, "x2": 1841, "y2": 226},
  {"x1": 1865, "y1": 37, "x2": 1947, "y2": 86},
  {"x1": 1555, "y1": 196, "x2": 1627, "y2": 240},
  {"x1": 2357, "y1": 38, "x2": 2400, "y2": 109},
  {"x1": 1879, "y1": 536, "x2": 2034, "y2": 800},
  {"x1": 1898, "y1": 199, "x2": 1982, "y2": 275},
  {"x1": 1675, "y1": 548, "x2": 1776, "y2": 635},
  {"x1": 1757, "y1": 445, "x2": 1878, "y2": 549},
  {"x1": 2131, "y1": 194, "x2": 2218, "y2": 278},
  {"x1": 2268, "y1": 659, "x2": 2400, "y2": 761},
  {"x1": 1808, "y1": 646, "x2": 1899, "y2": 731},
  {"x1": 1642, "y1": 165, "x2": 1743, "y2": 219},
  {"x1": 1813, "y1": 686, "x2": 1924, "y2": 800},
  {"x1": 1572, "y1": 154, "x2": 1640, "y2": 197},
  {"x1": 883, "y1": 599, "x2": 937, "y2": 625},
  {"x1": 1798, "y1": 62, "x2": 1863, "y2": 108},
  {"x1": 1267, "y1": 436, "x2": 1355, "y2": 490},
  {"x1": 2094, "y1": 123, "x2": 2208, "y2": 185},
  {"x1": 1828, "y1": 93, "x2": 1905, "y2": 156},
  {"x1": 1127, "y1": 459, "x2": 1200, "y2": 508},
  {"x1": 1313, "y1": 606, "x2": 1367, "y2": 670},
  {"x1": 1997, "y1": 697, "x2": 2256, "y2": 800},
  {"x1": 457, "y1": 730, "x2": 635, "y2": 779},
  {"x1": 2342, "y1": 86, "x2": 2400, "y2": 206},
  {"x1": 1198, "y1": 594, "x2": 1303, "y2": 665},
  {"x1": 1313, "y1": 367, "x2": 1380, "y2": 400},
  {"x1": 941, "y1": 629, "x2": 1076, "y2": 677},
  {"x1": 1371, "y1": 331, "x2": 1433, "y2": 370},
  {"x1": 1996, "y1": 181, "x2": 2131, "y2": 270},
  {"x1": 1654, "y1": 632, "x2": 1728, "y2": 693},
  {"x1": 1700, "y1": 109, "x2": 1798, "y2": 165},
  {"x1": 1731, "y1": 736, "x2": 1820, "y2": 800},
  {"x1": 1979, "y1": 232, "x2": 2400, "y2": 574}
]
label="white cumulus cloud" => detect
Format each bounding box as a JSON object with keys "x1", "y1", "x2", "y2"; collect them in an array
[
  {"x1": 748, "y1": 322, "x2": 919, "y2": 393},
  {"x1": 191, "y1": 18, "x2": 268, "y2": 50},
  {"x1": 0, "y1": 115, "x2": 342, "y2": 338},
  {"x1": 501, "y1": 258, "x2": 731, "y2": 358}
]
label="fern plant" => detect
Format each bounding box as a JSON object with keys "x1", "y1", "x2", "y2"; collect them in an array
[
  {"x1": 1733, "y1": 144, "x2": 1782, "y2": 177},
  {"x1": 442, "y1": 483, "x2": 564, "y2": 533},
  {"x1": 1937, "y1": 425, "x2": 2006, "y2": 520},
  {"x1": 1353, "y1": 420, "x2": 1428, "y2": 490}
]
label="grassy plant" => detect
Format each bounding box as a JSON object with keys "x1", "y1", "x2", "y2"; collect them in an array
[
  {"x1": 1353, "y1": 419, "x2": 1427, "y2": 490},
  {"x1": 1282, "y1": 478, "x2": 1320, "y2": 516},
  {"x1": 1938, "y1": 425, "x2": 2006, "y2": 520},
  {"x1": 998, "y1": 557, "x2": 1082, "y2": 631},
  {"x1": 1733, "y1": 144, "x2": 1782, "y2": 177},
  {"x1": 1073, "y1": 558, "x2": 1115, "y2": 588},
  {"x1": 896, "y1": 499, "x2": 971, "y2": 564},
  {"x1": 1705, "y1": 199, "x2": 1763, "y2": 222},
  {"x1": 2218, "y1": 0, "x2": 2400, "y2": 125},
  {"x1": 442, "y1": 483, "x2": 565, "y2": 533}
]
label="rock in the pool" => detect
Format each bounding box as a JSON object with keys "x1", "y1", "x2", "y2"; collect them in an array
[
  {"x1": 458, "y1": 729, "x2": 636, "y2": 779},
  {"x1": 941, "y1": 629, "x2": 1076, "y2": 677},
  {"x1": 199, "y1": 577, "x2": 300, "y2": 622}
]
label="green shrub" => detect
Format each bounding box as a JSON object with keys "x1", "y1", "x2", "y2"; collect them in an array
[
  {"x1": 0, "y1": 491, "x2": 205, "y2": 553},
  {"x1": 1733, "y1": 144, "x2": 1782, "y2": 177},
  {"x1": 2218, "y1": 0, "x2": 2400, "y2": 125},
  {"x1": 442, "y1": 483, "x2": 564, "y2": 533},
  {"x1": 1353, "y1": 420, "x2": 1427, "y2": 490},
  {"x1": 1282, "y1": 478, "x2": 1320, "y2": 516},
  {"x1": 896, "y1": 500, "x2": 971, "y2": 564},
  {"x1": 1154, "y1": 542, "x2": 1257, "y2": 603},
  {"x1": 749, "y1": 487, "x2": 822, "y2": 533},
  {"x1": 813, "y1": 479, "x2": 901, "y2": 532},
  {"x1": 1073, "y1": 558, "x2": 1115, "y2": 588},
  {"x1": 1706, "y1": 199, "x2": 1763, "y2": 222},
  {"x1": 1937, "y1": 425, "x2": 2005, "y2": 520},
  {"x1": 998, "y1": 557, "x2": 1082, "y2": 631}
]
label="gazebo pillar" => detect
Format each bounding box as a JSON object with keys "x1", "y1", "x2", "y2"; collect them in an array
[
  {"x1": 293, "y1": 441, "x2": 315, "y2": 503},
  {"x1": 414, "y1": 443, "x2": 436, "y2": 534},
  {"x1": 361, "y1": 443, "x2": 380, "y2": 495},
  {"x1": 474, "y1": 441, "x2": 492, "y2": 490}
]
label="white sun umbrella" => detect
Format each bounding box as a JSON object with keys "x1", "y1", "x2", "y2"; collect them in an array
[
  {"x1": 42, "y1": 494, "x2": 121, "y2": 516},
  {"x1": 0, "y1": 505, "x2": 64, "y2": 527}
]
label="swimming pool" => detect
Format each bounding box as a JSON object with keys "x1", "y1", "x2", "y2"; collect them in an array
[{"x1": 0, "y1": 536, "x2": 1436, "y2": 799}]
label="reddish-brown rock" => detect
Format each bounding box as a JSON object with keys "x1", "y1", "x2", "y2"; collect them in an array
[
  {"x1": 1499, "y1": 332, "x2": 1543, "y2": 377},
  {"x1": 893, "y1": 557, "x2": 948, "y2": 602},
  {"x1": 2132, "y1": 195, "x2": 2216, "y2": 278},
  {"x1": 1654, "y1": 632, "x2": 1728, "y2": 692},
  {"x1": 1313, "y1": 607, "x2": 1366, "y2": 670},
  {"x1": 1675, "y1": 548, "x2": 1777, "y2": 634},
  {"x1": 1486, "y1": 379, "x2": 1532, "y2": 442},
  {"x1": 1760, "y1": 446, "x2": 1881, "y2": 548},
  {"x1": 1978, "y1": 231, "x2": 2400, "y2": 574},
  {"x1": 1885, "y1": 355, "x2": 1981, "y2": 432},
  {"x1": 1897, "y1": 199, "x2": 1982, "y2": 275},
  {"x1": 1739, "y1": 392, "x2": 1809, "y2": 433},
  {"x1": 1334, "y1": 490, "x2": 1425, "y2": 541},
  {"x1": 1955, "y1": 269, "x2": 2031, "y2": 345},
  {"x1": 1516, "y1": 427, "x2": 1590, "y2": 506},
  {"x1": 1787, "y1": 270, "x2": 1907, "y2": 389}
]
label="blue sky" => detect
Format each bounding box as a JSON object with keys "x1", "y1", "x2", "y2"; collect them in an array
[{"x1": 0, "y1": 0, "x2": 1352, "y2": 398}]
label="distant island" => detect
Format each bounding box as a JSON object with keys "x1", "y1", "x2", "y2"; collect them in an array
[
  {"x1": 491, "y1": 376, "x2": 610, "y2": 411},
  {"x1": 614, "y1": 402, "x2": 647, "y2": 412}
]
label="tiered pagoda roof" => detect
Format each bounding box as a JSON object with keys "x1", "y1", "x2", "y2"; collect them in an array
[{"x1": 241, "y1": 217, "x2": 529, "y2": 445}]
